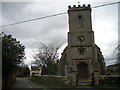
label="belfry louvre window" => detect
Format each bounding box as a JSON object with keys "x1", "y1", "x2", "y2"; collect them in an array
[
  {"x1": 78, "y1": 16, "x2": 82, "y2": 27},
  {"x1": 79, "y1": 48, "x2": 85, "y2": 54}
]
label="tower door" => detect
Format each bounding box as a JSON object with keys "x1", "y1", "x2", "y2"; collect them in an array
[{"x1": 77, "y1": 62, "x2": 89, "y2": 79}]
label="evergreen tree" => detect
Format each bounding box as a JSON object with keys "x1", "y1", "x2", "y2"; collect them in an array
[{"x1": 2, "y1": 33, "x2": 25, "y2": 76}]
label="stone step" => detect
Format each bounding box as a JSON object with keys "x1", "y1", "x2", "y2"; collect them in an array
[
  {"x1": 78, "y1": 82, "x2": 91, "y2": 86},
  {"x1": 78, "y1": 80, "x2": 91, "y2": 86},
  {"x1": 78, "y1": 79, "x2": 91, "y2": 82},
  {"x1": 77, "y1": 86, "x2": 92, "y2": 88}
]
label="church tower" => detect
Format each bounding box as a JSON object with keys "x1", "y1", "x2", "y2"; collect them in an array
[{"x1": 59, "y1": 4, "x2": 106, "y2": 86}]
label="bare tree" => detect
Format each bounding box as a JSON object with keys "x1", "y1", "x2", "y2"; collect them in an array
[
  {"x1": 114, "y1": 45, "x2": 120, "y2": 63},
  {"x1": 114, "y1": 44, "x2": 120, "y2": 73},
  {"x1": 33, "y1": 42, "x2": 63, "y2": 75}
]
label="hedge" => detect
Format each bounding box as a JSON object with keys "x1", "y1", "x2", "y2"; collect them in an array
[{"x1": 99, "y1": 75, "x2": 120, "y2": 88}]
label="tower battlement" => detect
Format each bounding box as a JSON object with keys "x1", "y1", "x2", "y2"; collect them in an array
[{"x1": 68, "y1": 4, "x2": 91, "y2": 10}]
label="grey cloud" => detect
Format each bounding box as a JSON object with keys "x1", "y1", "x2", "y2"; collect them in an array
[
  {"x1": 2, "y1": 2, "x2": 68, "y2": 38},
  {"x1": 2, "y1": 2, "x2": 29, "y2": 23},
  {"x1": 2, "y1": 1, "x2": 118, "y2": 66}
]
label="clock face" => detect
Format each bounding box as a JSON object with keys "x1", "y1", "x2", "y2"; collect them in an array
[{"x1": 78, "y1": 36, "x2": 84, "y2": 42}]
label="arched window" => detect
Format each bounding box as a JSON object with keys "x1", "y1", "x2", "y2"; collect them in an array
[{"x1": 78, "y1": 16, "x2": 82, "y2": 27}]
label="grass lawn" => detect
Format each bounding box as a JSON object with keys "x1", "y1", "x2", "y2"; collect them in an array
[
  {"x1": 29, "y1": 76, "x2": 76, "y2": 88},
  {"x1": 29, "y1": 77, "x2": 63, "y2": 88},
  {"x1": 30, "y1": 76, "x2": 119, "y2": 89}
]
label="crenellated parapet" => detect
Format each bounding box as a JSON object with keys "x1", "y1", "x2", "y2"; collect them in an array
[{"x1": 68, "y1": 4, "x2": 91, "y2": 10}]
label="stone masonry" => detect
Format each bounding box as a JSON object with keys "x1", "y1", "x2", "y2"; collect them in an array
[{"x1": 59, "y1": 4, "x2": 106, "y2": 86}]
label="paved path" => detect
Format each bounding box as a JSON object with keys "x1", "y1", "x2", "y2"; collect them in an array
[{"x1": 10, "y1": 78, "x2": 47, "y2": 88}]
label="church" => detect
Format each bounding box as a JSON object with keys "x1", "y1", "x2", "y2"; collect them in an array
[{"x1": 59, "y1": 4, "x2": 106, "y2": 86}]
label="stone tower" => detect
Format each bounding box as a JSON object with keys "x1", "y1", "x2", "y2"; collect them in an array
[{"x1": 59, "y1": 4, "x2": 106, "y2": 86}]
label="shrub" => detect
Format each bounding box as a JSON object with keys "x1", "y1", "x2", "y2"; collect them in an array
[{"x1": 99, "y1": 75, "x2": 120, "y2": 88}]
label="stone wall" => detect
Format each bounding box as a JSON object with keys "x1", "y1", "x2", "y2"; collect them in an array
[
  {"x1": 32, "y1": 74, "x2": 72, "y2": 87},
  {"x1": 2, "y1": 72, "x2": 16, "y2": 88}
]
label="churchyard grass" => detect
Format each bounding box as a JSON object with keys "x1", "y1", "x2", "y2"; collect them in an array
[{"x1": 29, "y1": 76, "x2": 61, "y2": 88}]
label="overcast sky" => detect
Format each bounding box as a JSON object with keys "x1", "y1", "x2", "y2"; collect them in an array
[{"x1": 1, "y1": 0, "x2": 119, "y2": 66}]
